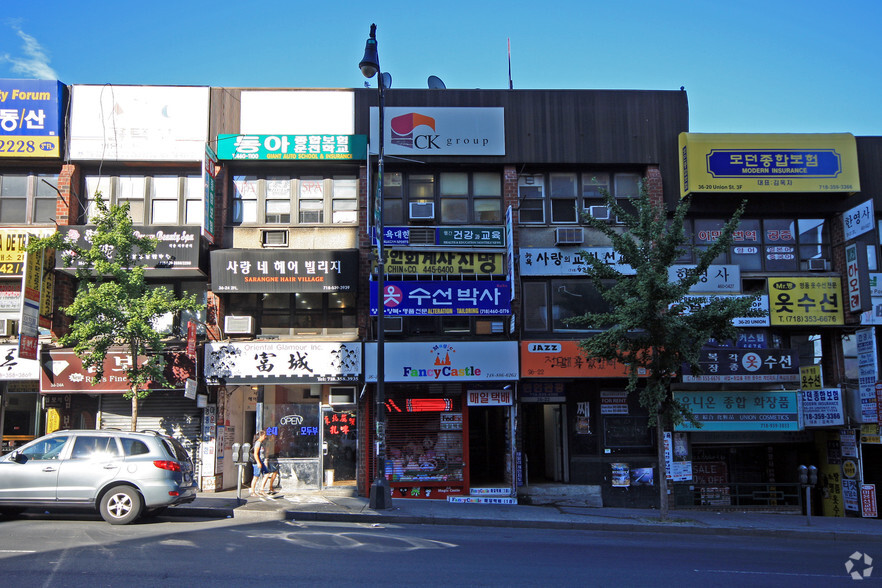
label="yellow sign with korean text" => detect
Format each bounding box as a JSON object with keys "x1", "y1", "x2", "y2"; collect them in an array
[
  {"x1": 768, "y1": 277, "x2": 844, "y2": 326},
  {"x1": 679, "y1": 133, "x2": 860, "y2": 197},
  {"x1": 0, "y1": 228, "x2": 53, "y2": 276},
  {"x1": 800, "y1": 365, "x2": 823, "y2": 390},
  {"x1": 378, "y1": 250, "x2": 505, "y2": 275}
]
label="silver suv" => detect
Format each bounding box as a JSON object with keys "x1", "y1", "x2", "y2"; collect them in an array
[{"x1": 0, "y1": 429, "x2": 197, "y2": 525}]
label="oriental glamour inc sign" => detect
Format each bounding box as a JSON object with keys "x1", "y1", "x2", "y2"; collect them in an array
[
  {"x1": 365, "y1": 341, "x2": 518, "y2": 382},
  {"x1": 370, "y1": 107, "x2": 505, "y2": 156}
]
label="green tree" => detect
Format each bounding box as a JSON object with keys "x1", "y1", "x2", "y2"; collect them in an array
[
  {"x1": 568, "y1": 182, "x2": 759, "y2": 519},
  {"x1": 27, "y1": 195, "x2": 203, "y2": 431}
]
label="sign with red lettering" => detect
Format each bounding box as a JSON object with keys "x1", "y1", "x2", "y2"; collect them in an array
[{"x1": 861, "y1": 483, "x2": 877, "y2": 518}]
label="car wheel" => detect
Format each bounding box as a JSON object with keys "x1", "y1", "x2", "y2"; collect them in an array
[{"x1": 99, "y1": 485, "x2": 143, "y2": 525}]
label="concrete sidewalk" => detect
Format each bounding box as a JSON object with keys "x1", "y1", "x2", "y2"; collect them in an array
[{"x1": 169, "y1": 487, "x2": 882, "y2": 542}]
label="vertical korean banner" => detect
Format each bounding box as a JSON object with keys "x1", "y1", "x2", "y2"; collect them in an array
[
  {"x1": 202, "y1": 144, "x2": 218, "y2": 245},
  {"x1": 18, "y1": 247, "x2": 41, "y2": 360},
  {"x1": 39, "y1": 247, "x2": 55, "y2": 329}
]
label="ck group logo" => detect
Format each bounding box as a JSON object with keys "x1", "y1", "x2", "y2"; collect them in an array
[
  {"x1": 391, "y1": 113, "x2": 436, "y2": 149},
  {"x1": 377, "y1": 107, "x2": 506, "y2": 156}
]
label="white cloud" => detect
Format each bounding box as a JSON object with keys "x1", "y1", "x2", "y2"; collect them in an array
[{"x1": 0, "y1": 25, "x2": 58, "y2": 79}]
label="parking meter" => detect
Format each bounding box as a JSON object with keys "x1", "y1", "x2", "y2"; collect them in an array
[
  {"x1": 798, "y1": 464, "x2": 817, "y2": 526},
  {"x1": 233, "y1": 442, "x2": 253, "y2": 500}
]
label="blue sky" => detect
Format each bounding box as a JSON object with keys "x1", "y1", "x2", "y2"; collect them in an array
[{"x1": 2, "y1": 0, "x2": 880, "y2": 135}]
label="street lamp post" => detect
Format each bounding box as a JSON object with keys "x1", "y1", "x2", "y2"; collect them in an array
[{"x1": 360, "y1": 23, "x2": 392, "y2": 510}]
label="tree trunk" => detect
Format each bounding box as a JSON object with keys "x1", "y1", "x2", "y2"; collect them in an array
[
  {"x1": 130, "y1": 386, "x2": 139, "y2": 432},
  {"x1": 656, "y1": 407, "x2": 669, "y2": 520}
]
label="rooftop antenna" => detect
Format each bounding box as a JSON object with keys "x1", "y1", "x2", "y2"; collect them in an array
[
  {"x1": 428, "y1": 75, "x2": 446, "y2": 90},
  {"x1": 508, "y1": 38, "x2": 513, "y2": 90}
]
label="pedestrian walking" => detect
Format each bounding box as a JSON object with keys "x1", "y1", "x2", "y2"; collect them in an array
[{"x1": 249, "y1": 430, "x2": 268, "y2": 497}]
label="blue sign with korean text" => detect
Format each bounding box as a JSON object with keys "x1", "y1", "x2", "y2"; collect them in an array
[
  {"x1": 0, "y1": 79, "x2": 64, "y2": 158},
  {"x1": 706, "y1": 149, "x2": 842, "y2": 178},
  {"x1": 674, "y1": 391, "x2": 801, "y2": 432},
  {"x1": 370, "y1": 281, "x2": 511, "y2": 316}
]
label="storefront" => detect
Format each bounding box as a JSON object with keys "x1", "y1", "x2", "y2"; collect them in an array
[
  {"x1": 364, "y1": 341, "x2": 518, "y2": 499},
  {"x1": 519, "y1": 340, "x2": 658, "y2": 507},
  {"x1": 672, "y1": 389, "x2": 811, "y2": 510},
  {"x1": 204, "y1": 340, "x2": 362, "y2": 492},
  {"x1": 38, "y1": 348, "x2": 200, "y2": 454},
  {"x1": 0, "y1": 345, "x2": 43, "y2": 454}
]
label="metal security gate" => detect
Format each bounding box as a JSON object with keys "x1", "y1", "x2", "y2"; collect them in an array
[{"x1": 98, "y1": 392, "x2": 202, "y2": 458}]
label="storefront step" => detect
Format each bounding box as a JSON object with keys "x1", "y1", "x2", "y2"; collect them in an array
[{"x1": 517, "y1": 484, "x2": 602, "y2": 508}]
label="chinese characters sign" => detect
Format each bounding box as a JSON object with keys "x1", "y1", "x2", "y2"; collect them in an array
[
  {"x1": 215, "y1": 134, "x2": 366, "y2": 161},
  {"x1": 768, "y1": 277, "x2": 843, "y2": 325},
  {"x1": 204, "y1": 342, "x2": 361, "y2": 384},
  {"x1": 371, "y1": 281, "x2": 511, "y2": 316},
  {"x1": 674, "y1": 391, "x2": 801, "y2": 432},
  {"x1": 0, "y1": 79, "x2": 64, "y2": 158},
  {"x1": 380, "y1": 250, "x2": 504, "y2": 275},
  {"x1": 680, "y1": 347, "x2": 799, "y2": 383},
  {"x1": 520, "y1": 341, "x2": 647, "y2": 378},
  {"x1": 679, "y1": 133, "x2": 860, "y2": 196},
  {"x1": 211, "y1": 249, "x2": 357, "y2": 293}
]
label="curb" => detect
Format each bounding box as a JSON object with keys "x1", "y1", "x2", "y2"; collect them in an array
[
  {"x1": 165, "y1": 503, "x2": 882, "y2": 543},
  {"x1": 280, "y1": 509, "x2": 882, "y2": 543}
]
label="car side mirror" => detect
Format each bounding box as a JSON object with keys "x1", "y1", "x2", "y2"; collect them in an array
[{"x1": 9, "y1": 450, "x2": 26, "y2": 464}]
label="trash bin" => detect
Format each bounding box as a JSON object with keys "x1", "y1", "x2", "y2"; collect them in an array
[{"x1": 324, "y1": 469, "x2": 334, "y2": 487}]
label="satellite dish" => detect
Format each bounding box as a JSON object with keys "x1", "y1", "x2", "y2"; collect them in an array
[
  {"x1": 428, "y1": 75, "x2": 447, "y2": 90},
  {"x1": 381, "y1": 72, "x2": 392, "y2": 89}
]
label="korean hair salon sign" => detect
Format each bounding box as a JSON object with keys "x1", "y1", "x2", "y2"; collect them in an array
[
  {"x1": 679, "y1": 133, "x2": 860, "y2": 196},
  {"x1": 210, "y1": 249, "x2": 357, "y2": 293}
]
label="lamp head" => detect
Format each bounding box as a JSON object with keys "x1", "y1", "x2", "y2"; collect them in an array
[{"x1": 359, "y1": 23, "x2": 380, "y2": 79}]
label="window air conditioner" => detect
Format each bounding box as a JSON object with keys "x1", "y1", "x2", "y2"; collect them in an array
[
  {"x1": 409, "y1": 201, "x2": 435, "y2": 220},
  {"x1": 588, "y1": 205, "x2": 610, "y2": 220},
  {"x1": 383, "y1": 316, "x2": 404, "y2": 333},
  {"x1": 329, "y1": 386, "x2": 356, "y2": 404},
  {"x1": 807, "y1": 258, "x2": 829, "y2": 271},
  {"x1": 224, "y1": 315, "x2": 255, "y2": 335},
  {"x1": 261, "y1": 229, "x2": 288, "y2": 247},
  {"x1": 555, "y1": 227, "x2": 584, "y2": 245}
]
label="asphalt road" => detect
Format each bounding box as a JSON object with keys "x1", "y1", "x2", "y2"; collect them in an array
[{"x1": 0, "y1": 512, "x2": 876, "y2": 586}]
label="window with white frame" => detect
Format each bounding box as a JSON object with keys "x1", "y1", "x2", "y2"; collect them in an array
[
  {"x1": 231, "y1": 175, "x2": 358, "y2": 226},
  {"x1": 0, "y1": 173, "x2": 60, "y2": 224},
  {"x1": 83, "y1": 174, "x2": 203, "y2": 225}
]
